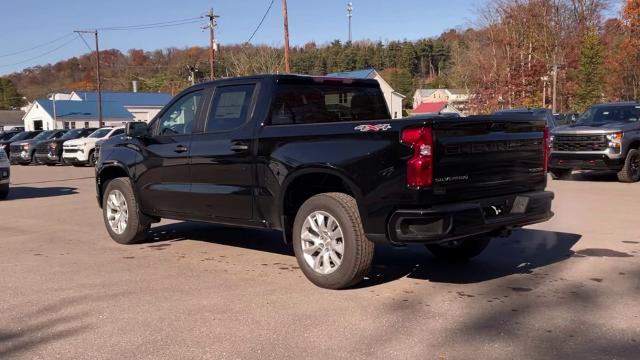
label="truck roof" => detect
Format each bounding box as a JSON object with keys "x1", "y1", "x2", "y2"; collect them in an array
[{"x1": 196, "y1": 74, "x2": 381, "y2": 87}]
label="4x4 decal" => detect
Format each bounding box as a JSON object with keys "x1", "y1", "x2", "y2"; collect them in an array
[{"x1": 354, "y1": 124, "x2": 391, "y2": 132}]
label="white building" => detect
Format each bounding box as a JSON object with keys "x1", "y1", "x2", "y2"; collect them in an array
[
  {"x1": 413, "y1": 88, "x2": 470, "y2": 113},
  {"x1": 326, "y1": 69, "x2": 406, "y2": 119},
  {"x1": 22, "y1": 99, "x2": 133, "y2": 131}
]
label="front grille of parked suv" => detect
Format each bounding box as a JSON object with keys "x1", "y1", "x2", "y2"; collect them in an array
[
  {"x1": 36, "y1": 142, "x2": 50, "y2": 154},
  {"x1": 10, "y1": 144, "x2": 23, "y2": 154},
  {"x1": 553, "y1": 134, "x2": 608, "y2": 151}
]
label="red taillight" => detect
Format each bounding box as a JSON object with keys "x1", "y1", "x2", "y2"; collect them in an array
[
  {"x1": 543, "y1": 127, "x2": 550, "y2": 173},
  {"x1": 401, "y1": 127, "x2": 433, "y2": 188}
]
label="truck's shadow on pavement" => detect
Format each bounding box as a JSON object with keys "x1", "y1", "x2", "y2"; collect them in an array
[
  {"x1": 5, "y1": 186, "x2": 78, "y2": 200},
  {"x1": 360, "y1": 229, "x2": 581, "y2": 287},
  {"x1": 149, "y1": 222, "x2": 581, "y2": 288}
]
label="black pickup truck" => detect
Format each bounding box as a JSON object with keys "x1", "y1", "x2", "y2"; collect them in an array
[{"x1": 96, "y1": 74, "x2": 554, "y2": 289}]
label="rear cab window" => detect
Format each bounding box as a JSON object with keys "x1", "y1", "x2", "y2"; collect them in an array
[{"x1": 269, "y1": 80, "x2": 390, "y2": 125}]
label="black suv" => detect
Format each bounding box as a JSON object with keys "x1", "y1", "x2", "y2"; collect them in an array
[{"x1": 36, "y1": 128, "x2": 97, "y2": 165}]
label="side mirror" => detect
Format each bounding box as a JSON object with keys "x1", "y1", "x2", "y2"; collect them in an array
[{"x1": 126, "y1": 122, "x2": 149, "y2": 138}]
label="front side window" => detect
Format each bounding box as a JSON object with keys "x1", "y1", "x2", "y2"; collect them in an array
[
  {"x1": 205, "y1": 85, "x2": 255, "y2": 132},
  {"x1": 110, "y1": 129, "x2": 124, "y2": 137},
  {"x1": 156, "y1": 90, "x2": 204, "y2": 136},
  {"x1": 268, "y1": 84, "x2": 389, "y2": 125}
]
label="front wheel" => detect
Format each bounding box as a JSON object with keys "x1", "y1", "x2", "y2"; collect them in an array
[
  {"x1": 88, "y1": 150, "x2": 97, "y2": 166},
  {"x1": 292, "y1": 192, "x2": 374, "y2": 289},
  {"x1": 426, "y1": 235, "x2": 491, "y2": 261},
  {"x1": 102, "y1": 177, "x2": 149, "y2": 244},
  {"x1": 617, "y1": 149, "x2": 640, "y2": 183}
]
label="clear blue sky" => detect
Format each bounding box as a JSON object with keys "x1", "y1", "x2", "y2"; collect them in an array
[{"x1": 0, "y1": 0, "x2": 482, "y2": 75}]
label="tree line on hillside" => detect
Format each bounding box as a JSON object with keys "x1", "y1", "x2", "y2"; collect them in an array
[{"x1": 3, "y1": 0, "x2": 638, "y2": 114}]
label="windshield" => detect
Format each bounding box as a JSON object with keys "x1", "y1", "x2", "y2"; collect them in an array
[
  {"x1": 0, "y1": 132, "x2": 16, "y2": 140},
  {"x1": 60, "y1": 129, "x2": 84, "y2": 140},
  {"x1": 88, "y1": 128, "x2": 112, "y2": 138},
  {"x1": 8, "y1": 132, "x2": 32, "y2": 141},
  {"x1": 34, "y1": 130, "x2": 56, "y2": 140},
  {"x1": 577, "y1": 105, "x2": 640, "y2": 125}
]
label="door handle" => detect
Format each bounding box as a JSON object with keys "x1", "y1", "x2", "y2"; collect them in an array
[
  {"x1": 230, "y1": 142, "x2": 249, "y2": 153},
  {"x1": 174, "y1": 145, "x2": 189, "y2": 153}
]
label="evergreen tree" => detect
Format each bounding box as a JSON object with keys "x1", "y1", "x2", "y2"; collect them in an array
[
  {"x1": 574, "y1": 28, "x2": 604, "y2": 112},
  {"x1": 0, "y1": 78, "x2": 25, "y2": 110}
]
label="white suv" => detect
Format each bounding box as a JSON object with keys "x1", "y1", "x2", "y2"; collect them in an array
[
  {"x1": 63, "y1": 127, "x2": 124, "y2": 166},
  {"x1": 0, "y1": 148, "x2": 10, "y2": 199}
]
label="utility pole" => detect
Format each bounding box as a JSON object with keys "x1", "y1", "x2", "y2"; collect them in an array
[
  {"x1": 282, "y1": 0, "x2": 290, "y2": 73},
  {"x1": 541, "y1": 76, "x2": 549, "y2": 108},
  {"x1": 347, "y1": 2, "x2": 353, "y2": 43},
  {"x1": 205, "y1": 9, "x2": 219, "y2": 80},
  {"x1": 552, "y1": 62, "x2": 558, "y2": 113},
  {"x1": 75, "y1": 30, "x2": 102, "y2": 126}
]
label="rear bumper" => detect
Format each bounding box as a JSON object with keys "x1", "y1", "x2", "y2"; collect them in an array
[
  {"x1": 372, "y1": 191, "x2": 554, "y2": 244},
  {"x1": 549, "y1": 153, "x2": 624, "y2": 171}
]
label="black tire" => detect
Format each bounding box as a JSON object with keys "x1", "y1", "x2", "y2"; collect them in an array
[
  {"x1": 617, "y1": 149, "x2": 640, "y2": 183},
  {"x1": 0, "y1": 183, "x2": 8, "y2": 200},
  {"x1": 102, "y1": 177, "x2": 150, "y2": 245},
  {"x1": 88, "y1": 150, "x2": 96, "y2": 166},
  {"x1": 426, "y1": 235, "x2": 491, "y2": 261},
  {"x1": 550, "y1": 168, "x2": 572, "y2": 180},
  {"x1": 292, "y1": 192, "x2": 374, "y2": 289}
]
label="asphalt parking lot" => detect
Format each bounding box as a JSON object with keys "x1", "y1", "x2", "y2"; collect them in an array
[{"x1": 1, "y1": 166, "x2": 639, "y2": 359}]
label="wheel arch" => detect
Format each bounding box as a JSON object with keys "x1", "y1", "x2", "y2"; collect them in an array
[
  {"x1": 278, "y1": 166, "x2": 364, "y2": 244},
  {"x1": 97, "y1": 162, "x2": 131, "y2": 208}
]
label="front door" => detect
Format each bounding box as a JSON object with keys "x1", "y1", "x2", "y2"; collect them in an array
[
  {"x1": 136, "y1": 89, "x2": 205, "y2": 215},
  {"x1": 189, "y1": 83, "x2": 258, "y2": 220}
]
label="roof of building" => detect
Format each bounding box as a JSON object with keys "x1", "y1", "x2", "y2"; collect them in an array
[
  {"x1": 415, "y1": 89, "x2": 437, "y2": 97},
  {"x1": 0, "y1": 110, "x2": 25, "y2": 126},
  {"x1": 413, "y1": 102, "x2": 449, "y2": 114},
  {"x1": 34, "y1": 100, "x2": 133, "y2": 119},
  {"x1": 326, "y1": 68, "x2": 377, "y2": 79},
  {"x1": 72, "y1": 91, "x2": 172, "y2": 107}
]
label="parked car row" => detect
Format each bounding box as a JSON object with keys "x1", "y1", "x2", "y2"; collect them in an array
[{"x1": 0, "y1": 126, "x2": 124, "y2": 167}]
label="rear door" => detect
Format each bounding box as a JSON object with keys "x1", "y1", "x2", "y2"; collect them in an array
[
  {"x1": 188, "y1": 82, "x2": 260, "y2": 220},
  {"x1": 136, "y1": 89, "x2": 206, "y2": 215}
]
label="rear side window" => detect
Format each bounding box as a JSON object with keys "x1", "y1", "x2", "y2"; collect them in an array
[
  {"x1": 205, "y1": 85, "x2": 255, "y2": 132},
  {"x1": 269, "y1": 84, "x2": 389, "y2": 125}
]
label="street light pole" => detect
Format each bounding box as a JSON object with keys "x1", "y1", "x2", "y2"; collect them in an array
[{"x1": 75, "y1": 30, "x2": 102, "y2": 126}]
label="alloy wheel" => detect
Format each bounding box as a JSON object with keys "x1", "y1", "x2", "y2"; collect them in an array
[
  {"x1": 106, "y1": 189, "x2": 128, "y2": 234},
  {"x1": 300, "y1": 211, "x2": 344, "y2": 275}
]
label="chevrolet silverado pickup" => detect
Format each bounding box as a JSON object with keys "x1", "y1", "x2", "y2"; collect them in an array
[
  {"x1": 550, "y1": 102, "x2": 640, "y2": 182},
  {"x1": 96, "y1": 74, "x2": 554, "y2": 289}
]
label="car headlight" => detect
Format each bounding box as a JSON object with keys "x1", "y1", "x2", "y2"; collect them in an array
[
  {"x1": 50, "y1": 143, "x2": 58, "y2": 149},
  {"x1": 606, "y1": 132, "x2": 623, "y2": 142},
  {"x1": 21, "y1": 144, "x2": 29, "y2": 150}
]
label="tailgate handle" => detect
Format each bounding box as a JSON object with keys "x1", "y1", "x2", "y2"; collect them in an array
[
  {"x1": 230, "y1": 142, "x2": 249, "y2": 152},
  {"x1": 174, "y1": 145, "x2": 189, "y2": 153}
]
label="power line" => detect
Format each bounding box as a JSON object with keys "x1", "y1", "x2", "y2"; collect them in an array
[
  {"x1": 246, "y1": 0, "x2": 275, "y2": 44},
  {"x1": 0, "y1": 33, "x2": 76, "y2": 59},
  {"x1": 97, "y1": 17, "x2": 203, "y2": 31},
  {"x1": 0, "y1": 35, "x2": 80, "y2": 69}
]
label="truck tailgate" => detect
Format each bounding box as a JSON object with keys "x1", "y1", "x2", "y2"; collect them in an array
[{"x1": 430, "y1": 117, "x2": 547, "y2": 202}]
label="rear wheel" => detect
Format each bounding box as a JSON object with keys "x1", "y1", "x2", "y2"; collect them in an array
[
  {"x1": 102, "y1": 177, "x2": 149, "y2": 244},
  {"x1": 617, "y1": 149, "x2": 640, "y2": 183},
  {"x1": 292, "y1": 192, "x2": 374, "y2": 289},
  {"x1": 550, "y1": 168, "x2": 572, "y2": 180},
  {"x1": 0, "y1": 184, "x2": 8, "y2": 200},
  {"x1": 426, "y1": 235, "x2": 491, "y2": 261}
]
